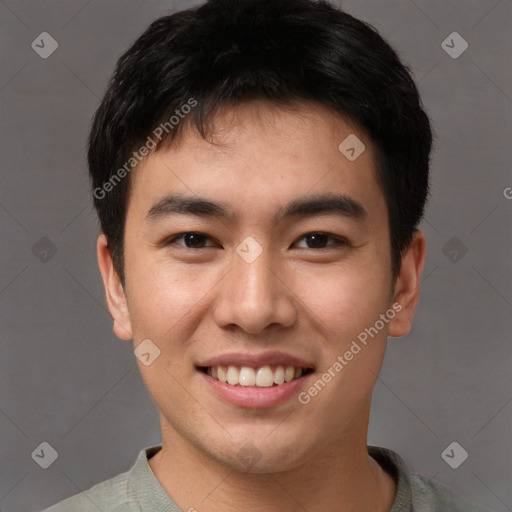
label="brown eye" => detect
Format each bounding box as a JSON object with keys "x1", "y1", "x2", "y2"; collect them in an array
[
  {"x1": 167, "y1": 232, "x2": 216, "y2": 248},
  {"x1": 304, "y1": 233, "x2": 329, "y2": 248},
  {"x1": 293, "y1": 232, "x2": 347, "y2": 249}
]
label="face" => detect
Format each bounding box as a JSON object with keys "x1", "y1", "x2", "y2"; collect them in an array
[{"x1": 99, "y1": 99, "x2": 424, "y2": 473}]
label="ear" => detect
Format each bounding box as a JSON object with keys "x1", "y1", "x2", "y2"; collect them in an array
[
  {"x1": 388, "y1": 230, "x2": 427, "y2": 338},
  {"x1": 97, "y1": 233, "x2": 133, "y2": 340}
]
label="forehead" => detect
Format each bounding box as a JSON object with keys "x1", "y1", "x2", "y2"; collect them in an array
[
  {"x1": 156, "y1": 99, "x2": 371, "y2": 167},
  {"x1": 127, "y1": 99, "x2": 385, "y2": 225}
]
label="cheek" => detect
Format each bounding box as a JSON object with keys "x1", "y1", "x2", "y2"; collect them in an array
[
  {"x1": 127, "y1": 265, "x2": 208, "y2": 398},
  {"x1": 294, "y1": 269, "x2": 389, "y2": 431},
  {"x1": 125, "y1": 257, "x2": 209, "y2": 340},
  {"x1": 289, "y1": 262, "x2": 390, "y2": 339}
]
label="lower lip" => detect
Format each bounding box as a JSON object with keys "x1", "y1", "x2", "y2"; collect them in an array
[{"x1": 199, "y1": 370, "x2": 311, "y2": 408}]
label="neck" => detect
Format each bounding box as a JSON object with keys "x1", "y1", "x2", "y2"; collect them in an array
[{"x1": 149, "y1": 405, "x2": 396, "y2": 512}]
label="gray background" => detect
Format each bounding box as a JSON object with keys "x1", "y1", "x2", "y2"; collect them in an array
[{"x1": 0, "y1": 0, "x2": 510, "y2": 511}]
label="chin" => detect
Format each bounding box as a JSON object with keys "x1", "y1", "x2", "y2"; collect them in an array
[{"x1": 213, "y1": 433, "x2": 317, "y2": 474}]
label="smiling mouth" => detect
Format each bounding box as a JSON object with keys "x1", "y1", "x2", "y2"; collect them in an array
[{"x1": 199, "y1": 365, "x2": 313, "y2": 388}]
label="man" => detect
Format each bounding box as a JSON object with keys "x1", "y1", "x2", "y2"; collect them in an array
[{"x1": 44, "y1": 0, "x2": 489, "y2": 510}]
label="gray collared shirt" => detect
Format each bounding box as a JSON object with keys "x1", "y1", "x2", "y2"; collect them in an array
[{"x1": 42, "y1": 445, "x2": 489, "y2": 511}]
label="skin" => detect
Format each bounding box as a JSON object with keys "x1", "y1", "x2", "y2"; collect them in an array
[{"x1": 97, "y1": 99, "x2": 426, "y2": 512}]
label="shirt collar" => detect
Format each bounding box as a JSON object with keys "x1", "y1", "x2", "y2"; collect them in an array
[
  {"x1": 127, "y1": 444, "x2": 412, "y2": 511},
  {"x1": 368, "y1": 445, "x2": 414, "y2": 511},
  {"x1": 127, "y1": 444, "x2": 182, "y2": 511}
]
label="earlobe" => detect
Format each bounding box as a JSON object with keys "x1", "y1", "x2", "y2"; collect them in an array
[
  {"x1": 96, "y1": 234, "x2": 133, "y2": 341},
  {"x1": 388, "y1": 230, "x2": 427, "y2": 338}
]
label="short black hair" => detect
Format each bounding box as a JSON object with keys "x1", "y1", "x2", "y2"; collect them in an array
[{"x1": 88, "y1": 0, "x2": 432, "y2": 285}]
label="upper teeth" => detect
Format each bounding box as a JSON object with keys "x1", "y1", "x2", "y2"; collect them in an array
[{"x1": 206, "y1": 365, "x2": 304, "y2": 387}]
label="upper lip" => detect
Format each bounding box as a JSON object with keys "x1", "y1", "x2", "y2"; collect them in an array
[{"x1": 197, "y1": 351, "x2": 315, "y2": 370}]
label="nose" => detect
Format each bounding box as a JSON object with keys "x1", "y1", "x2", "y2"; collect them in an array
[{"x1": 212, "y1": 245, "x2": 297, "y2": 335}]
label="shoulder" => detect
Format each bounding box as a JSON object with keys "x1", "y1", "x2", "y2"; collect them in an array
[
  {"x1": 41, "y1": 445, "x2": 171, "y2": 512},
  {"x1": 41, "y1": 470, "x2": 136, "y2": 512},
  {"x1": 368, "y1": 446, "x2": 490, "y2": 512},
  {"x1": 409, "y1": 472, "x2": 489, "y2": 512}
]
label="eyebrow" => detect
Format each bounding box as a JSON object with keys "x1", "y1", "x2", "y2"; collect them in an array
[{"x1": 145, "y1": 193, "x2": 367, "y2": 224}]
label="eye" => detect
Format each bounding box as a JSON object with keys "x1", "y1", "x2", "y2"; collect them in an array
[
  {"x1": 166, "y1": 232, "x2": 218, "y2": 249},
  {"x1": 293, "y1": 232, "x2": 348, "y2": 249}
]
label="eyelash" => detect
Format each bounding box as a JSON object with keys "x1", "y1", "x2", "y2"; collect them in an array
[{"x1": 165, "y1": 232, "x2": 349, "y2": 250}]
